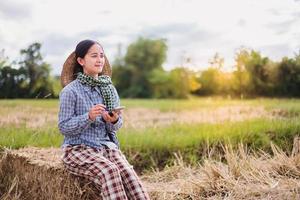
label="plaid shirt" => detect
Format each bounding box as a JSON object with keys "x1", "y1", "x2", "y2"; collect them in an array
[{"x1": 58, "y1": 79, "x2": 123, "y2": 149}]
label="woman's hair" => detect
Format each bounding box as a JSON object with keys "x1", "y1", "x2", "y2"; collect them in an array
[{"x1": 73, "y1": 39, "x2": 102, "y2": 76}]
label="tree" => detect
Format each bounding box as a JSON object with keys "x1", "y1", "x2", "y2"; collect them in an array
[
  {"x1": 148, "y1": 68, "x2": 172, "y2": 98},
  {"x1": 232, "y1": 48, "x2": 251, "y2": 97},
  {"x1": 114, "y1": 37, "x2": 167, "y2": 98},
  {"x1": 209, "y1": 53, "x2": 224, "y2": 70},
  {"x1": 0, "y1": 50, "x2": 27, "y2": 98},
  {"x1": 244, "y1": 51, "x2": 275, "y2": 96},
  {"x1": 194, "y1": 53, "x2": 225, "y2": 96},
  {"x1": 168, "y1": 67, "x2": 198, "y2": 98},
  {"x1": 195, "y1": 68, "x2": 220, "y2": 95},
  {"x1": 276, "y1": 55, "x2": 300, "y2": 97},
  {"x1": 149, "y1": 67, "x2": 200, "y2": 99},
  {"x1": 19, "y1": 43, "x2": 54, "y2": 98}
]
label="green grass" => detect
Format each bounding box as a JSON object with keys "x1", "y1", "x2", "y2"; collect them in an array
[
  {"x1": 118, "y1": 118, "x2": 300, "y2": 169},
  {"x1": 0, "y1": 127, "x2": 62, "y2": 149},
  {"x1": 1, "y1": 117, "x2": 300, "y2": 171}
]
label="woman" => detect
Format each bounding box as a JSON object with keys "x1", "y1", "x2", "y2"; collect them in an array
[{"x1": 58, "y1": 39, "x2": 150, "y2": 200}]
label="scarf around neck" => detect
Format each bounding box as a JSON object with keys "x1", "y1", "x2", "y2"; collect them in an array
[{"x1": 77, "y1": 72, "x2": 116, "y2": 111}]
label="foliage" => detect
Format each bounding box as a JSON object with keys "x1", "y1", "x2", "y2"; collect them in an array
[
  {"x1": 0, "y1": 43, "x2": 54, "y2": 98},
  {"x1": 113, "y1": 37, "x2": 167, "y2": 98}
]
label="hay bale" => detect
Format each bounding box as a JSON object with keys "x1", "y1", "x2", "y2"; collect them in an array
[
  {"x1": 0, "y1": 147, "x2": 173, "y2": 200},
  {"x1": 0, "y1": 147, "x2": 101, "y2": 200}
]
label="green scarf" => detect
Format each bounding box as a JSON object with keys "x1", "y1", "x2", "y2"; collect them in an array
[{"x1": 77, "y1": 72, "x2": 116, "y2": 111}]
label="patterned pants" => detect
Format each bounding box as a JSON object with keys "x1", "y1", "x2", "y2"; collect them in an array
[{"x1": 62, "y1": 144, "x2": 150, "y2": 200}]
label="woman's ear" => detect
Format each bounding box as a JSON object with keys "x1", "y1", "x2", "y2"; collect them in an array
[{"x1": 77, "y1": 57, "x2": 84, "y2": 66}]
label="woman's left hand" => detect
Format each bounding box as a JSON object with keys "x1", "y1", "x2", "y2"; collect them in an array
[{"x1": 102, "y1": 111, "x2": 120, "y2": 124}]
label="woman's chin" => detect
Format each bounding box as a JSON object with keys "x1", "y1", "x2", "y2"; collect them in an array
[{"x1": 94, "y1": 69, "x2": 103, "y2": 74}]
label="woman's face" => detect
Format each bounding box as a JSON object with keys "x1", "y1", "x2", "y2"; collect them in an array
[{"x1": 77, "y1": 43, "x2": 105, "y2": 78}]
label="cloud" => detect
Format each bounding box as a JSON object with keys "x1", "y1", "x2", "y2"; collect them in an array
[
  {"x1": 267, "y1": 8, "x2": 281, "y2": 16},
  {"x1": 258, "y1": 43, "x2": 294, "y2": 61},
  {"x1": 292, "y1": 11, "x2": 300, "y2": 18},
  {"x1": 97, "y1": 10, "x2": 112, "y2": 15},
  {"x1": 78, "y1": 29, "x2": 113, "y2": 40},
  {"x1": 237, "y1": 19, "x2": 247, "y2": 27},
  {"x1": 40, "y1": 29, "x2": 113, "y2": 56},
  {"x1": 138, "y1": 22, "x2": 220, "y2": 47},
  {"x1": 40, "y1": 34, "x2": 77, "y2": 56},
  {"x1": 39, "y1": 30, "x2": 119, "y2": 75},
  {"x1": 1, "y1": 0, "x2": 299, "y2": 75},
  {"x1": 266, "y1": 19, "x2": 297, "y2": 35},
  {"x1": 140, "y1": 23, "x2": 213, "y2": 37},
  {"x1": 0, "y1": 1, "x2": 32, "y2": 20},
  {"x1": 118, "y1": 22, "x2": 234, "y2": 70},
  {"x1": 266, "y1": 9, "x2": 300, "y2": 35}
]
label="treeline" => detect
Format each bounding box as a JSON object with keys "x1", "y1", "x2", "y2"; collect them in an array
[
  {"x1": 0, "y1": 38, "x2": 299, "y2": 99},
  {"x1": 0, "y1": 43, "x2": 58, "y2": 98},
  {"x1": 192, "y1": 49, "x2": 300, "y2": 98},
  {"x1": 113, "y1": 38, "x2": 300, "y2": 98}
]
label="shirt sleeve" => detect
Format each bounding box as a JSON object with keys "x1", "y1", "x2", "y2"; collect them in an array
[
  {"x1": 58, "y1": 88, "x2": 93, "y2": 136},
  {"x1": 105, "y1": 86, "x2": 123, "y2": 132}
]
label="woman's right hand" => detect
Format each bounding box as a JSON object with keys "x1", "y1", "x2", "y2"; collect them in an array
[{"x1": 88, "y1": 104, "x2": 106, "y2": 121}]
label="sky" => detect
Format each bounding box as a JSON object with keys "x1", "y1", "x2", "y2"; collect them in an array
[{"x1": 0, "y1": 0, "x2": 299, "y2": 75}]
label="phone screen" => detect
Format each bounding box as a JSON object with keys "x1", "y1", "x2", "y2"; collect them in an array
[{"x1": 113, "y1": 106, "x2": 125, "y2": 111}]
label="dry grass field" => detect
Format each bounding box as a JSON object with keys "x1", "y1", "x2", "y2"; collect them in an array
[
  {"x1": 1, "y1": 144, "x2": 300, "y2": 200},
  {"x1": 1, "y1": 98, "x2": 300, "y2": 199}
]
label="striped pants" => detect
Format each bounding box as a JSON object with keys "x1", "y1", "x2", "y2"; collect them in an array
[{"x1": 62, "y1": 144, "x2": 150, "y2": 200}]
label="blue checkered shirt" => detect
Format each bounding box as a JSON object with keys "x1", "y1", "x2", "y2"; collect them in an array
[{"x1": 58, "y1": 79, "x2": 123, "y2": 149}]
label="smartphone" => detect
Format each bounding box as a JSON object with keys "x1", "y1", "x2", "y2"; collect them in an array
[
  {"x1": 112, "y1": 106, "x2": 126, "y2": 112},
  {"x1": 108, "y1": 106, "x2": 125, "y2": 116}
]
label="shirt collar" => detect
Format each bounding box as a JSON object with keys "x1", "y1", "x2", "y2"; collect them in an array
[{"x1": 79, "y1": 80, "x2": 102, "y2": 95}]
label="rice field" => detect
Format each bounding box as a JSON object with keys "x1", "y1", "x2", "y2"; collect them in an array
[
  {"x1": 0, "y1": 97, "x2": 300, "y2": 169},
  {"x1": 1, "y1": 97, "x2": 300, "y2": 199}
]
